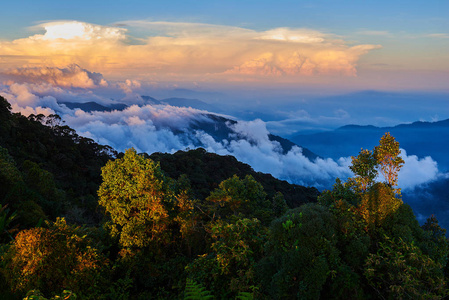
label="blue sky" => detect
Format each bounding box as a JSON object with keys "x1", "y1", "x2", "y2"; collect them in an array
[{"x1": 2, "y1": 0, "x2": 447, "y2": 32}]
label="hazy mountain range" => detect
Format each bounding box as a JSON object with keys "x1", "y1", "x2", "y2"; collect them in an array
[{"x1": 292, "y1": 119, "x2": 449, "y2": 172}]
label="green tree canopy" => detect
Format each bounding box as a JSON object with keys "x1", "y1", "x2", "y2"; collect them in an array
[{"x1": 98, "y1": 148, "x2": 175, "y2": 250}]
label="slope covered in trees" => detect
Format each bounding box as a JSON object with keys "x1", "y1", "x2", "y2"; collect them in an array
[
  {"x1": 149, "y1": 149, "x2": 319, "y2": 208},
  {"x1": 0, "y1": 95, "x2": 448, "y2": 299}
]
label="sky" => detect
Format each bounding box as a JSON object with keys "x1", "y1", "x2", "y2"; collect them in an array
[{"x1": 0, "y1": 0, "x2": 448, "y2": 93}]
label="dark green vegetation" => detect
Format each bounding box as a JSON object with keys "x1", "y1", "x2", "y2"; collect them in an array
[{"x1": 0, "y1": 95, "x2": 448, "y2": 299}]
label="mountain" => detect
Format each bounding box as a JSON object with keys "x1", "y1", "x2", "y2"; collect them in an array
[
  {"x1": 60, "y1": 96, "x2": 218, "y2": 113},
  {"x1": 60, "y1": 101, "x2": 128, "y2": 112},
  {"x1": 291, "y1": 119, "x2": 449, "y2": 171}
]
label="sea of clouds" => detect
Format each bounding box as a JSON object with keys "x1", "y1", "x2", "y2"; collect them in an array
[{"x1": 0, "y1": 65, "x2": 442, "y2": 191}]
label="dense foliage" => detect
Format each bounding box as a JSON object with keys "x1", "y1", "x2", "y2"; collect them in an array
[{"x1": 0, "y1": 95, "x2": 448, "y2": 299}]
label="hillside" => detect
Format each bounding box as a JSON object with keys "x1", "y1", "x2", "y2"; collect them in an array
[{"x1": 149, "y1": 148, "x2": 319, "y2": 208}]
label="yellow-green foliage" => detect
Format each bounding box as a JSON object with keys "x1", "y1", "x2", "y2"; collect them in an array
[
  {"x1": 373, "y1": 132, "x2": 404, "y2": 189},
  {"x1": 98, "y1": 148, "x2": 174, "y2": 250},
  {"x1": 1, "y1": 218, "x2": 108, "y2": 298},
  {"x1": 349, "y1": 148, "x2": 377, "y2": 192}
]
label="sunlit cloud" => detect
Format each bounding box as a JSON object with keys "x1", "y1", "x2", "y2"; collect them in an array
[
  {"x1": 36, "y1": 21, "x2": 126, "y2": 41},
  {"x1": 4, "y1": 64, "x2": 108, "y2": 88},
  {"x1": 0, "y1": 20, "x2": 380, "y2": 84}
]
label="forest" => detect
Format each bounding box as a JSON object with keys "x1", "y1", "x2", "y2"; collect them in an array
[{"x1": 0, "y1": 94, "x2": 448, "y2": 299}]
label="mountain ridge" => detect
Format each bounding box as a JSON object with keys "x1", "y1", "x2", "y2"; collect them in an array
[{"x1": 292, "y1": 117, "x2": 449, "y2": 171}]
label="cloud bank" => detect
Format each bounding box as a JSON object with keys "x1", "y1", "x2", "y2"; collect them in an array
[
  {"x1": 0, "y1": 20, "x2": 380, "y2": 84},
  {"x1": 0, "y1": 71, "x2": 440, "y2": 191},
  {"x1": 4, "y1": 64, "x2": 108, "y2": 88}
]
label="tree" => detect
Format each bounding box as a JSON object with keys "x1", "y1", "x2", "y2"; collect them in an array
[
  {"x1": 187, "y1": 218, "x2": 266, "y2": 297},
  {"x1": 0, "y1": 146, "x2": 23, "y2": 200},
  {"x1": 1, "y1": 218, "x2": 108, "y2": 298},
  {"x1": 256, "y1": 204, "x2": 346, "y2": 299},
  {"x1": 98, "y1": 148, "x2": 174, "y2": 250},
  {"x1": 373, "y1": 132, "x2": 404, "y2": 189},
  {"x1": 364, "y1": 235, "x2": 447, "y2": 299},
  {"x1": 349, "y1": 149, "x2": 377, "y2": 192},
  {"x1": 357, "y1": 182, "x2": 402, "y2": 230},
  {"x1": 206, "y1": 175, "x2": 272, "y2": 224}
]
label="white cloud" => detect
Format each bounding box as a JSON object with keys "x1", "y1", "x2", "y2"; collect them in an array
[
  {"x1": 398, "y1": 149, "x2": 439, "y2": 190},
  {"x1": 36, "y1": 21, "x2": 126, "y2": 41}
]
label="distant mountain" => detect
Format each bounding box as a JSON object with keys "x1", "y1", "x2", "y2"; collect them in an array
[
  {"x1": 60, "y1": 101, "x2": 128, "y2": 112},
  {"x1": 291, "y1": 118, "x2": 449, "y2": 171},
  {"x1": 62, "y1": 96, "x2": 220, "y2": 114}
]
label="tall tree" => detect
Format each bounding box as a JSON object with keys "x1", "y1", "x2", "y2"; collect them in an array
[
  {"x1": 98, "y1": 148, "x2": 174, "y2": 251},
  {"x1": 373, "y1": 132, "x2": 404, "y2": 189}
]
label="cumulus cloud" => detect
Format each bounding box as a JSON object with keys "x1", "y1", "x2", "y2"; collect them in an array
[
  {"x1": 36, "y1": 21, "x2": 126, "y2": 41},
  {"x1": 0, "y1": 20, "x2": 380, "y2": 83},
  {"x1": 0, "y1": 82, "x2": 61, "y2": 115},
  {"x1": 117, "y1": 79, "x2": 141, "y2": 94},
  {"x1": 398, "y1": 149, "x2": 439, "y2": 190},
  {"x1": 4, "y1": 64, "x2": 108, "y2": 88}
]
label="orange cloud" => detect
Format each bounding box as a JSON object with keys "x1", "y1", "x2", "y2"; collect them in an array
[
  {"x1": 0, "y1": 21, "x2": 381, "y2": 83},
  {"x1": 5, "y1": 64, "x2": 108, "y2": 88}
]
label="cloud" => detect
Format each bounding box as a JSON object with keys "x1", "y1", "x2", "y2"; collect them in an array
[
  {"x1": 0, "y1": 82, "x2": 63, "y2": 115},
  {"x1": 35, "y1": 21, "x2": 126, "y2": 41},
  {"x1": 117, "y1": 79, "x2": 141, "y2": 94},
  {"x1": 398, "y1": 149, "x2": 439, "y2": 190},
  {"x1": 0, "y1": 20, "x2": 380, "y2": 83},
  {"x1": 4, "y1": 64, "x2": 108, "y2": 88}
]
